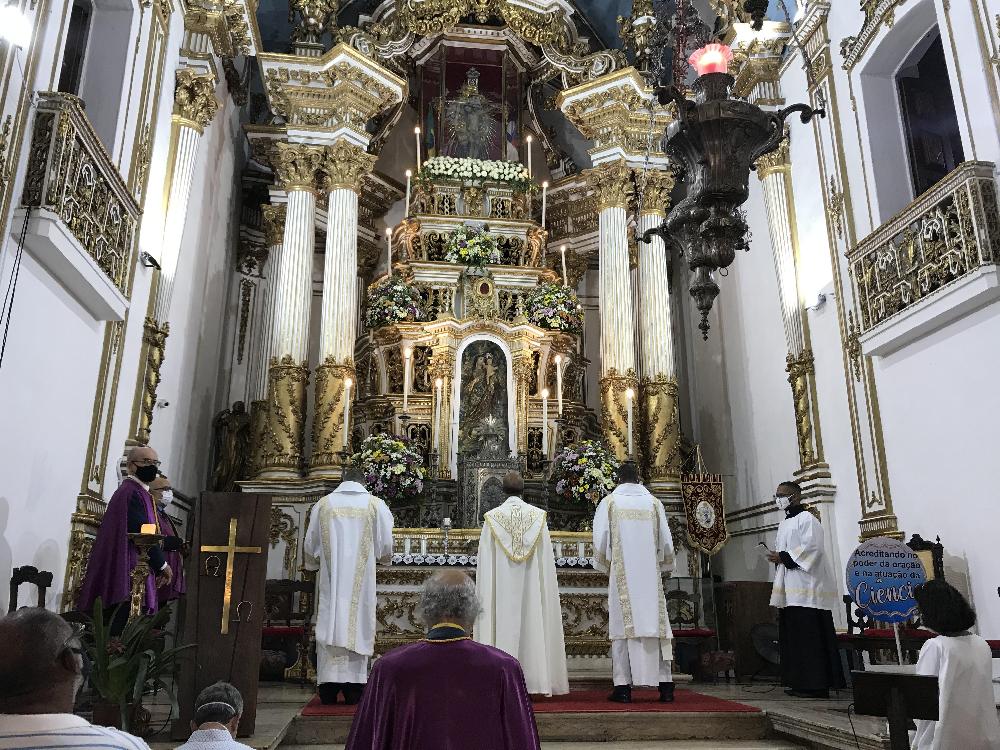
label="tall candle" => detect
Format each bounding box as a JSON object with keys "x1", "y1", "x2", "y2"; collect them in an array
[
  {"x1": 403, "y1": 346, "x2": 412, "y2": 414},
  {"x1": 560, "y1": 244, "x2": 568, "y2": 286},
  {"x1": 385, "y1": 227, "x2": 392, "y2": 277},
  {"x1": 541, "y1": 387, "x2": 549, "y2": 456},
  {"x1": 541, "y1": 180, "x2": 548, "y2": 227},
  {"x1": 404, "y1": 169, "x2": 412, "y2": 214},
  {"x1": 343, "y1": 377, "x2": 353, "y2": 449},
  {"x1": 555, "y1": 354, "x2": 563, "y2": 416},
  {"x1": 526, "y1": 134, "x2": 533, "y2": 178},
  {"x1": 434, "y1": 377, "x2": 443, "y2": 449},
  {"x1": 625, "y1": 387, "x2": 635, "y2": 457},
  {"x1": 414, "y1": 126, "x2": 422, "y2": 169}
]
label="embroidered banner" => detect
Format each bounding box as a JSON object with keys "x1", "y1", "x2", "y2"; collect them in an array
[{"x1": 680, "y1": 472, "x2": 728, "y2": 555}]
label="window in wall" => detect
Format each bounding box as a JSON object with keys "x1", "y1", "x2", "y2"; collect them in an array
[
  {"x1": 57, "y1": 0, "x2": 92, "y2": 95},
  {"x1": 895, "y1": 34, "x2": 965, "y2": 197}
]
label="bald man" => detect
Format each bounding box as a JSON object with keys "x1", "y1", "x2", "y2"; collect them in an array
[
  {"x1": 77, "y1": 446, "x2": 181, "y2": 628},
  {"x1": 0, "y1": 608, "x2": 151, "y2": 749}
]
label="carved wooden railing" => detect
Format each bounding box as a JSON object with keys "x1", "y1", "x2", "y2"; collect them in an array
[
  {"x1": 847, "y1": 161, "x2": 1000, "y2": 333},
  {"x1": 21, "y1": 92, "x2": 140, "y2": 297},
  {"x1": 547, "y1": 189, "x2": 597, "y2": 241},
  {"x1": 412, "y1": 178, "x2": 531, "y2": 221}
]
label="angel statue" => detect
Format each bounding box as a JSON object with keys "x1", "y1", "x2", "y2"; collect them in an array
[
  {"x1": 210, "y1": 400, "x2": 251, "y2": 491},
  {"x1": 442, "y1": 67, "x2": 502, "y2": 160}
]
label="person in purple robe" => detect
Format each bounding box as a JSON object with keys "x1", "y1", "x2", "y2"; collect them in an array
[
  {"x1": 344, "y1": 570, "x2": 540, "y2": 750},
  {"x1": 76, "y1": 446, "x2": 180, "y2": 629},
  {"x1": 149, "y1": 474, "x2": 187, "y2": 607}
]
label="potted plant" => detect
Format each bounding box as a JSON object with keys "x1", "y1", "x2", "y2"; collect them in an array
[{"x1": 83, "y1": 599, "x2": 193, "y2": 734}]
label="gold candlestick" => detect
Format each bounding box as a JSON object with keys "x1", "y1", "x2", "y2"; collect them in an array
[{"x1": 127, "y1": 531, "x2": 164, "y2": 622}]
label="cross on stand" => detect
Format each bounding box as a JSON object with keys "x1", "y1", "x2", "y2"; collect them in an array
[{"x1": 200, "y1": 517, "x2": 262, "y2": 635}]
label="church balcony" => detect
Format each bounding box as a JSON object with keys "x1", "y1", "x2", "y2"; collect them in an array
[
  {"x1": 847, "y1": 161, "x2": 1000, "y2": 357},
  {"x1": 16, "y1": 92, "x2": 140, "y2": 321}
]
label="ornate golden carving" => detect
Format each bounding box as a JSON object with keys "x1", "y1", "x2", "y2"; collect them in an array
[
  {"x1": 173, "y1": 69, "x2": 220, "y2": 132},
  {"x1": 261, "y1": 203, "x2": 286, "y2": 247},
  {"x1": 0, "y1": 115, "x2": 12, "y2": 190},
  {"x1": 636, "y1": 169, "x2": 675, "y2": 216},
  {"x1": 786, "y1": 349, "x2": 817, "y2": 468},
  {"x1": 841, "y1": 0, "x2": 909, "y2": 70},
  {"x1": 641, "y1": 377, "x2": 681, "y2": 481},
  {"x1": 135, "y1": 317, "x2": 169, "y2": 446},
  {"x1": 754, "y1": 138, "x2": 790, "y2": 179},
  {"x1": 248, "y1": 399, "x2": 269, "y2": 477},
  {"x1": 322, "y1": 140, "x2": 377, "y2": 193},
  {"x1": 262, "y1": 355, "x2": 310, "y2": 473},
  {"x1": 272, "y1": 141, "x2": 326, "y2": 192},
  {"x1": 599, "y1": 368, "x2": 639, "y2": 462},
  {"x1": 846, "y1": 310, "x2": 863, "y2": 382},
  {"x1": 290, "y1": 0, "x2": 339, "y2": 47},
  {"x1": 21, "y1": 94, "x2": 139, "y2": 296},
  {"x1": 847, "y1": 161, "x2": 1000, "y2": 333},
  {"x1": 585, "y1": 159, "x2": 634, "y2": 211},
  {"x1": 269, "y1": 505, "x2": 300, "y2": 575},
  {"x1": 826, "y1": 176, "x2": 845, "y2": 239},
  {"x1": 311, "y1": 357, "x2": 356, "y2": 472}
]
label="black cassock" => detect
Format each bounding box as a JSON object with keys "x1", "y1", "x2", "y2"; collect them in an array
[{"x1": 779, "y1": 605, "x2": 847, "y2": 692}]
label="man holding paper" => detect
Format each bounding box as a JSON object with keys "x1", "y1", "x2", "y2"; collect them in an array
[{"x1": 767, "y1": 480, "x2": 845, "y2": 698}]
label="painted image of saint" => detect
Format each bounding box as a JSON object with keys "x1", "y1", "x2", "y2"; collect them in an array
[{"x1": 458, "y1": 342, "x2": 509, "y2": 456}]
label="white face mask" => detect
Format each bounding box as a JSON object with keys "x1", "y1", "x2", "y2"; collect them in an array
[
  {"x1": 160, "y1": 489, "x2": 174, "y2": 509},
  {"x1": 774, "y1": 494, "x2": 792, "y2": 511}
]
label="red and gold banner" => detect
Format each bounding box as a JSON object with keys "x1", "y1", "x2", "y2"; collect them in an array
[{"x1": 681, "y1": 471, "x2": 728, "y2": 555}]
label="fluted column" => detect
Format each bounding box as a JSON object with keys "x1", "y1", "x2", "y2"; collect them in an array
[
  {"x1": 311, "y1": 141, "x2": 377, "y2": 475},
  {"x1": 258, "y1": 142, "x2": 325, "y2": 478},
  {"x1": 512, "y1": 350, "x2": 534, "y2": 458},
  {"x1": 756, "y1": 142, "x2": 825, "y2": 470},
  {"x1": 587, "y1": 159, "x2": 637, "y2": 462},
  {"x1": 130, "y1": 69, "x2": 219, "y2": 445},
  {"x1": 636, "y1": 170, "x2": 681, "y2": 483},
  {"x1": 429, "y1": 348, "x2": 456, "y2": 479},
  {"x1": 249, "y1": 204, "x2": 285, "y2": 475}
]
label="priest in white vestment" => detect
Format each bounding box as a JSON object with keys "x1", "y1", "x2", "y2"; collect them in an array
[
  {"x1": 592, "y1": 462, "x2": 675, "y2": 703},
  {"x1": 475, "y1": 471, "x2": 569, "y2": 696},
  {"x1": 303, "y1": 467, "x2": 394, "y2": 705}
]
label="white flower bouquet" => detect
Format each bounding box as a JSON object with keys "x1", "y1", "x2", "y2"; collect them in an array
[
  {"x1": 444, "y1": 226, "x2": 502, "y2": 268},
  {"x1": 351, "y1": 433, "x2": 426, "y2": 505},
  {"x1": 418, "y1": 156, "x2": 533, "y2": 191}
]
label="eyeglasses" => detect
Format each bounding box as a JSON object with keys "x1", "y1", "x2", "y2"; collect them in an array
[{"x1": 132, "y1": 458, "x2": 161, "y2": 467}]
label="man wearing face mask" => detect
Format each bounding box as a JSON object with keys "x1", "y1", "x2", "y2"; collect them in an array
[
  {"x1": 766, "y1": 481, "x2": 845, "y2": 698},
  {"x1": 149, "y1": 474, "x2": 187, "y2": 608},
  {"x1": 77, "y1": 446, "x2": 179, "y2": 629},
  {"x1": 0, "y1": 608, "x2": 152, "y2": 749}
]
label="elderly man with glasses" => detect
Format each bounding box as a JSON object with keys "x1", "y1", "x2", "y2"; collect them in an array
[
  {"x1": 77, "y1": 446, "x2": 182, "y2": 631},
  {"x1": 0, "y1": 608, "x2": 151, "y2": 750}
]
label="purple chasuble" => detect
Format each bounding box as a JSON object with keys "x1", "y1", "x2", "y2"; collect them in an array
[
  {"x1": 77, "y1": 477, "x2": 159, "y2": 614},
  {"x1": 156, "y1": 507, "x2": 186, "y2": 607},
  {"x1": 344, "y1": 639, "x2": 540, "y2": 750}
]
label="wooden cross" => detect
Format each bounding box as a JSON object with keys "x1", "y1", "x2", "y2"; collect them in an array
[{"x1": 200, "y1": 517, "x2": 262, "y2": 635}]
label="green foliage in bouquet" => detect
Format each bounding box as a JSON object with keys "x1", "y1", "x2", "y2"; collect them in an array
[
  {"x1": 526, "y1": 283, "x2": 584, "y2": 334},
  {"x1": 444, "y1": 226, "x2": 502, "y2": 268},
  {"x1": 364, "y1": 275, "x2": 425, "y2": 329},
  {"x1": 417, "y1": 156, "x2": 534, "y2": 192},
  {"x1": 351, "y1": 433, "x2": 426, "y2": 505},
  {"x1": 552, "y1": 440, "x2": 621, "y2": 506}
]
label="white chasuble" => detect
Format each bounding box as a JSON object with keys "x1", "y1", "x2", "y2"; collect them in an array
[
  {"x1": 304, "y1": 481, "x2": 394, "y2": 677},
  {"x1": 593, "y1": 484, "x2": 675, "y2": 670},
  {"x1": 769, "y1": 509, "x2": 838, "y2": 611},
  {"x1": 475, "y1": 496, "x2": 569, "y2": 696}
]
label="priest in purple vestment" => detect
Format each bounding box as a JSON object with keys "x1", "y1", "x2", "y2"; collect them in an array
[
  {"x1": 76, "y1": 446, "x2": 180, "y2": 625},
  {"x1": 344, "y1": 571, "x2": 540, "y2": 750}
]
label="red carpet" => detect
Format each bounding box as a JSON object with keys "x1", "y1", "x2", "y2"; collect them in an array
[{"x1": 301, "y1": 688, "x2": 759, "y2": 716}]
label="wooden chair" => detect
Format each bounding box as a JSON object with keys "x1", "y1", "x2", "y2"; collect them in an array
[
  {"x1": 666, "y1": 589, "x2": 717, "y2": 680},
  {"x1": 262, "y1": 577, "x2": 316, "y2": 684},
  {"x1": 8, "y1": 566, "x2": 53, "y2": 612}
]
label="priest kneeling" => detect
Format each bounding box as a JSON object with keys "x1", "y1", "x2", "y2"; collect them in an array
[
  {"x1": 593, "y1": 462, "x2": 676, "y2": 703},
  {"x1": 474, "y1": 471, "x2": 568, "y2": 696},
  {"x1": 303, "y1": 468, "x2": 394, "y2": 705}
]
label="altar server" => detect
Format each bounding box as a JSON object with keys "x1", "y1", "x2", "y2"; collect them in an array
[
  {"x1": 767, "y1": 480, "x2": 845, "y2": 698},
  {"x1": 304, "y1": 467, "x2": 394, "y2": 705},
  {"x1": 475, "y1": 471, "x2": 569, "y2": 696},
  {"x1": 593, "y1": 462, "x2": 676, "y2": 703},
  {"x1": 912, "y1": 579, "x2": 1000, "y2": 750}
]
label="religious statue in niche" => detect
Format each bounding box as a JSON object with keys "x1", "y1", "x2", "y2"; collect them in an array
[
  {"x1": 442, "y1": 68, "x2": 501, "y2": 160},
  {"x1": 210, "y1": 401, "x2": 251, "y2": 491},
  {"x1": 458, "y1": 340, "x2": 509, "y2": 457}
]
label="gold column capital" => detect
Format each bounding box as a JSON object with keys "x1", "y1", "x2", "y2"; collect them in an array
[
  {"x1": 273, "y1": 141, "x2": 326, "y2": 192},
  {"x1": 173, "y1": 69, "x2": 220, "y2": 132},
  {"x1": 261, "y1": 203, "x2": 287, "y2": 247},
  {"x1": 585, "y1": 159, "x2": 634, "y2": 211},
  {"x1": 755, "y1": 138, "x2": 791, "y2": 180},
  {"x1": 637, "y1": 168, "x2": 675, "y2": 217},
  {"x1": 322, "y1": 140, "x2": 377, "y2": 193}
]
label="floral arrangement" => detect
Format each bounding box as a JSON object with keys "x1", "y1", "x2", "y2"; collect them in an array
[
  {"x1": 444, "y1": 226, "x2": 502, "y2": 268},
  {"x1": 552, "y1": 440, "x2": 621, "y2": 506},
  {"x1": 364, "y1": 275, "x2": 424, "y2": 329},
  {"x1": 418, "y1": 156, "x2": 533, "y2": 191},
  {"x1": 526, "y1": 283, "x2": 584, "y2": 334},
  {"x1": 351, "y1": 433, "x2": 425, "y2": 504}
]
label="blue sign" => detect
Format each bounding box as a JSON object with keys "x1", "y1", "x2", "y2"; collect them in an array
[{"x1": 845, "y1": 536, "x2": 926, "y2": 623}]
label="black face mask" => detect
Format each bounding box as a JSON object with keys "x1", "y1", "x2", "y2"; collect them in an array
[{"x1": 135, "y1": 465, "x2": 159, "y2": 483}]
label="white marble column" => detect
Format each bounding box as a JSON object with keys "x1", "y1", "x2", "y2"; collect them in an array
[
  {"x1": 588, "y1": 159, "x2": 637, "y2": 461},
  {"x1": 252, "y1": 205, "x2": 285, "y2": 403},
  {"x1": 311, "y1": 141, "x2": 377, "y2": 474}
]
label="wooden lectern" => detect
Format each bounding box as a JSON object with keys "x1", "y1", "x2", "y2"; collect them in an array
[
  {"x1": 852, "y1": 671, "x2": 939, "y2": 750},
  {"x1": 173, "y1": 493, "x2": 271, "y2": 739}
]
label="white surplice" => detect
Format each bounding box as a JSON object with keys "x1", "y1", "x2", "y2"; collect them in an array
[
  {"x1": 303, "y1": 481, "x2": 394, "y2": 683},
  {"x1": 474, "y1": 496, "x2": 569, "y2": 696},
  {"x1": 912, "y1": 634, "x2": 1000, "y2": 750},
  {"x1": 769, "y1": 509, "x2": 838, "y2": 611},
  {"x1": 593, "y1": 483, "x2": 675, "y2": 687}
]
